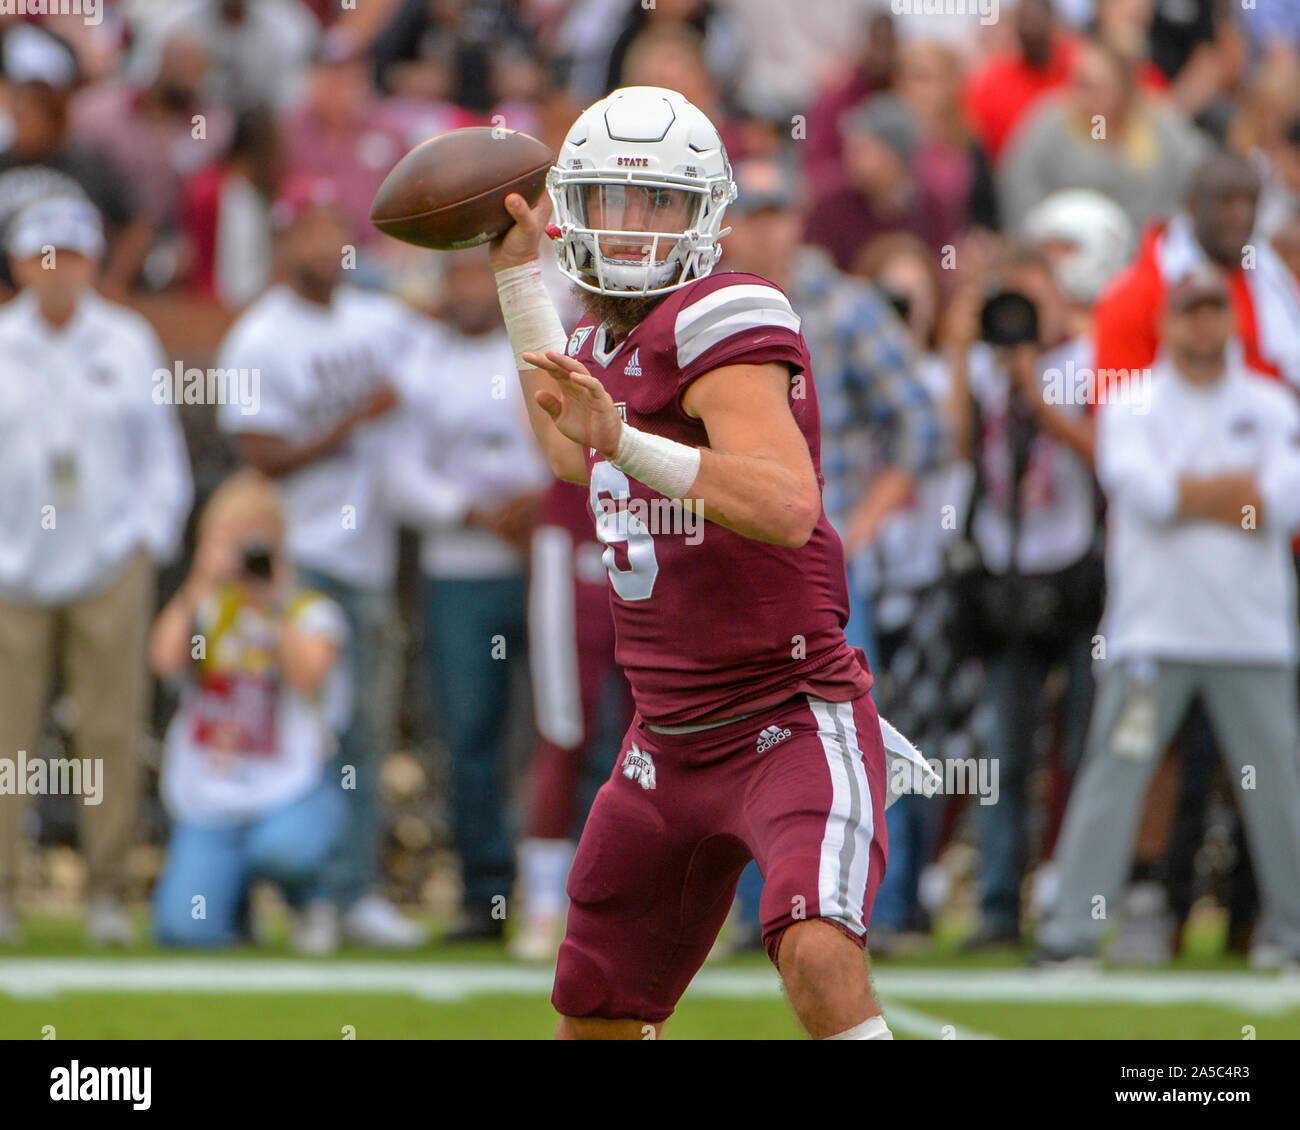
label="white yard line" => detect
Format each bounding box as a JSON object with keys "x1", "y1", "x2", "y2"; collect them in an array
[
  {"x1": 0, "y1": 961, "x2": 1297, "y2": 1019},
  {"x1": 880, "y1": 1001, "x2": 1001, "y2": 1040},
  {"x1": 877, "y1": 968, "x2": 1300, "y2": 1015}
]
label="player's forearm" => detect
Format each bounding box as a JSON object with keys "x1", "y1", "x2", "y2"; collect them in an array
[
  {"x1": 684, "y1": 448, "x2": 822, "y2": 548},
  {"x1": 495, "y1": 261, "x2": 588, "y2": 483},
  {"x1": 608, "y1": 366, "x2": 821, "y2": 547}
]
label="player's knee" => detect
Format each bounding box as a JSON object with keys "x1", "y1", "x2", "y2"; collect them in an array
[
  {"x1": 757, "y1": 861, "x2": 834, "y2": 963},
  {"x1": 775, "y1": 918, "x2": 865, "y2": 989},
  {"x1": 553, "y1": 938, "x2": 675, "y2": 1030}
]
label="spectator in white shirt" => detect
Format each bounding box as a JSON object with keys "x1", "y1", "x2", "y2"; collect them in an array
[
  {"x1": 1036, "y1": 266, "x2": 1300, "y2": 965},
  {"x1": 217, "y1": 177, "x2": 425, "y2": 953},
  {"x1": 397, "y1": 247, "x2": 554, "y2": 943},
  {"x1": 0, "y1": 197, "x2": 192, "y2": 947}
]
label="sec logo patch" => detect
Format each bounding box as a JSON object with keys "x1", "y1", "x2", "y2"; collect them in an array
[{"x1": 567, "y1": 326, "x2": 594, "y2": 357}]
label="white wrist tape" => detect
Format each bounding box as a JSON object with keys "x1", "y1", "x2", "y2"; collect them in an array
[
  {"x1": 611, "y1": 424, "x2": 701, "y2": 499},
  {"x1": 495, "y1": 261, "x2": 568, "y2": 369}
]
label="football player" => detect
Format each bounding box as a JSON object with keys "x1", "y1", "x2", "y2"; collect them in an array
[{"x1": 489, "y1": 86, "x2": 935, "y2": 1040}]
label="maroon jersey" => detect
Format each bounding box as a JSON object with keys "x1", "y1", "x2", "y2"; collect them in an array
[{"x1": 569, "y1": 270, "x2": 872, "y2": 727}]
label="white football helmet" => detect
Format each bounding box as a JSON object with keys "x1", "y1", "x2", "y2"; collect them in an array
[
  {"x1": 548, "y1": 86, "x2": 738, "y2": 297},
  {"x1": 1021, "y1": 189, "x2": 1136, "y2": 305}
]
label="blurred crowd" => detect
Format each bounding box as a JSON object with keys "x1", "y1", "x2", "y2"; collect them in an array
[{"x1": 3, "y1": 0, "x2": 1300, "y2": 967}]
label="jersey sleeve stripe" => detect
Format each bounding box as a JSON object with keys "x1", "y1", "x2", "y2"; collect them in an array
[
  {"x1": 677, "y1": 306, "x2": 802, "y2": 368},
  {"x1": 675, "y1": 284, "x2": 800, "y2": 354}
]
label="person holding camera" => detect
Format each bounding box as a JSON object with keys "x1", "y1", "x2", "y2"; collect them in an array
[
  {"x1": 217, "y1": 178, "x2": 426, "y2": 952},
  {"x1": 150, "y1": 471, "x2": 349, "y2": 950},
  {"x1": 947, "y1": 241, "x2": 1104, "y2": 951}
]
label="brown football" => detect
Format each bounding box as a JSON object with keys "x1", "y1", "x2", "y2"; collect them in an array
[{"x1": 370, "y1": 127, "x2": 554, "y2": 250}]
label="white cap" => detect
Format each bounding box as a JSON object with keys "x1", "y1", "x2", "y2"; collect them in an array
[
  {"x1": 7, "y1": 197, "x2": 106, "y2": 261},
  {"x1": 3, "y1": 25, "x2": 79, "y2": 88}
]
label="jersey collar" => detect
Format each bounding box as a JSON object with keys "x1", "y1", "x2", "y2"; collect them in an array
[{"x1": 591, "y1": 322, "x2": 624, "y2": 368}]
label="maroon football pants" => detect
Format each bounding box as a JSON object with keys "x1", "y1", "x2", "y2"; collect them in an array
[{"x1": 552, "y1": 690, "x2": 889, "y2": 1023}]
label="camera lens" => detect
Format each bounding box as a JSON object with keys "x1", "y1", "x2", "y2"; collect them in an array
[
  {"x1": 241, "y1": 544, "x2": 274, "y2": 581},
  {"x1": 979, "y1": 290, "x2": 1039, "y2": 347}
]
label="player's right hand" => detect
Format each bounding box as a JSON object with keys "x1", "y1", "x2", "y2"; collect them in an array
[{"x1": 490, "y1": 191, "x2": 552, "y2": 273}]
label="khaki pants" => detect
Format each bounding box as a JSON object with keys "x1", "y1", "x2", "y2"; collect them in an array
[{"x1": 0, "y1": 549, "x2": 153, "y2": 901}]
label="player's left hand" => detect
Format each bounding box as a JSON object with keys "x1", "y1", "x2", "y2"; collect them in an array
[{"x1": 522, "y1": 348, "x2": 623, "y2": 458}]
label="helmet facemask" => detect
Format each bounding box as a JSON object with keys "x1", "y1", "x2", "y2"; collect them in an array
[{"x1": 550, "y1": 171, "x2": 734, "y2": 297}]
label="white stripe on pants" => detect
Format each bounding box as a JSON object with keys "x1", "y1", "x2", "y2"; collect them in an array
[{"x1": 809, "y1": 697, "x2": 876, "y2": 936}]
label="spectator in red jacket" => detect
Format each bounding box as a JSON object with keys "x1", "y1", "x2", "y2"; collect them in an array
[
  {"x1": 1093, "y1": 149, "x2": 1300, "y2": 391},
  {"x1": 964, "y1": 0, "x2": 1076, "y2": 162}
]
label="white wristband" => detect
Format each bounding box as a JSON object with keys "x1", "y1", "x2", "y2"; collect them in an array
[
  {"x1": 611, "y1": 424, "x2": 701, "y2": 499},
  {"x1": 494, "y1": 261, "x2": 568, "y2": 369}
]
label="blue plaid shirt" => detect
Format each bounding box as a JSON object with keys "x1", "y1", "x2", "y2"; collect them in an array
[{"x1": 790, "y1": 247, "x2": 944, "y2": 526}]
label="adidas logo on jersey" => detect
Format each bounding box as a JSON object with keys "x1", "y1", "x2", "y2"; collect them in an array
[
  {"x1": 623, "y1": 348, "x2": 643, "y2": 376},
  {"x1": 756, "y1": 724, "x2": 792, "y2": 753},
  {"x1": 621, "y1": 743, "x2": 656, "y2": 790}
]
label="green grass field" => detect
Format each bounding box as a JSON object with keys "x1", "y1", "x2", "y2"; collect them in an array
[{"x1": 3, "y1": 912, "x2": 1298, "y2": 1040}]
